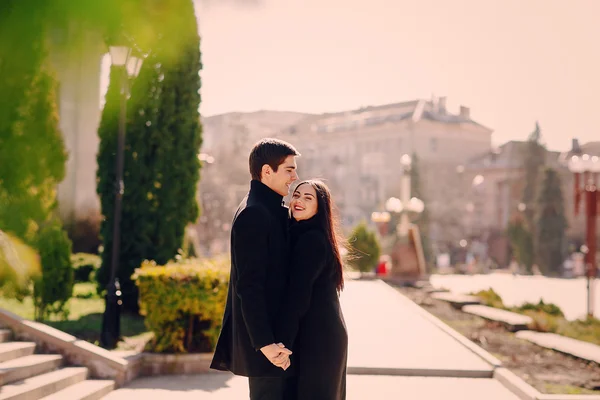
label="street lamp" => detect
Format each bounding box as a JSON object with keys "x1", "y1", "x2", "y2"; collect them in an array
[
  {"x1": 385, "y1": 154, "x2": 425, "y2": 235},
  {"x1": 371, "y1": 211, "x2": 391, "y2": 237},
  {"x1": 567, "y1": 154, "x2": 600, "y2": 318},
  {"x1": 100, "y1": 44, "x2": 144, "y2": 349}
]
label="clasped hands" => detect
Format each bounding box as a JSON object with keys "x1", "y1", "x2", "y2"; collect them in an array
[{"x1": 260, "y1": 343, "x2": 292, "y2": 370}]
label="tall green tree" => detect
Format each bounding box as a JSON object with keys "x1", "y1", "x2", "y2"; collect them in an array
[
  {"x1": 96, "y1": 0, "x2": 202, "y2": 312},
  {"x1": 0, "y1": 0, "x2": 73, "y2": 317},
  {"x1": 520, "y1": 122, "x2": 546, "y2": 272},
  {"x1": 0, "y1": 1, "x2": 67, "y2": 241},
  {"x1": 534, "y1": 168, "x2": 567, "y2": 276},
  {"x1": 145, "y1": 0, "x2": 202, "y2": 264},
  {"x1": 409, "y1": 153, "x2": 432, "y2": 268},
  {"x1": 507, "y1": 217, "x2": 534, "y2": 271}
]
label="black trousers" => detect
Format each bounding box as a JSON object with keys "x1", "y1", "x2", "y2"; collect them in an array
[{"x1": 248, "y1": 376, "x2": 297, "y2": 400}]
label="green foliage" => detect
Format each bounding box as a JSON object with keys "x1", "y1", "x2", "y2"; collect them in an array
[
  {"x1": 471, "y1": 288, "x2": 505, "y2": 309},
  {"x1": 519, "y1": 310, "x2": 600, "y2": 346},
  {"x1": 0, "y1": 2, "x2": 67, "y2": 243},
  {"x1": 515, "y1": 299, "x2": 564, "y2": 317},
  {"x1": 0, "y1": 231, "x2": 41, "y2": 300},
  {"x1": 535, "y1": 168, "x2": 567, "y2": 275},
  {"x1": 134, "y1": 257, "x2": 229, "y2": 353},
  {"x1": 96, "y1": 0, "x2": 202, "y2": 312},
  {"x1": 558, "y1": 317, "x2": 600, "y2": 346},
  {"x1": 523, "y1": 311, "x2": 560, "y2": 333},
  {"x1": 507, "y1": 218, "x2": 534, "y2": 271},
  {"x1": 33, "y1": 223, "x2": 74, "y2": 321},
  {"x1": 71, "y1": 253, "x2": 101, "y2": 283},
  {"x1": 348, "y1": 222, "x2": 381, "y2": 273},
  {"x1": 0, "y1": 1, "x2": 72, "y2": 312}
]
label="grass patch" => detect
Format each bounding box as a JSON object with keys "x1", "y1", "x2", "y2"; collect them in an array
[
  {"x1": 542, "y1": 383, "x2": 598, "y2": 395},
  {"x1": 467, "y1": 289, "x2": 600, "y2": 346},
  {"x1": 72, "y1": 282, "x2": 100, "y2": 299},
  {"x1": 556, "y1": 316, "x2": 600, "y2": 346},
  {"x1": 0, "y1": 282, "x2": 148, "y2": 346}
]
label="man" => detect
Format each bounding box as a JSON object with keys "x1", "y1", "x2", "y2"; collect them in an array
[{"x1": 211, "y1": 138, "x2": 300, "y2": 400}]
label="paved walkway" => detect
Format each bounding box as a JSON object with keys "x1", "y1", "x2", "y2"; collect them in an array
[
  {"x1": 342, "y1": 280, "x2": 494, "y2": 377},
  {"x1": 103, "y1": 373, "x2": 519, "y2": 400},
  {"x1": 104, "y1": 279, "x2": 521, "y2": 399}
]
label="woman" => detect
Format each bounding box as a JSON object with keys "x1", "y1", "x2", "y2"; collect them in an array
[{"x1": 276, "y1": 179, "x2": 348, "y2": 400}]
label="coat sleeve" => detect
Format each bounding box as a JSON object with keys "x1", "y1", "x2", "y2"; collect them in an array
[
  {"x1": 233, "y1": 206, "x2": 275, "y2": 350},
  {"x1": 275, "y1": 231, "x2": 328, "y2": 350}
]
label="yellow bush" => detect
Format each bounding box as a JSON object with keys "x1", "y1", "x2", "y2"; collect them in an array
[{"x1": 133, "y1": 257, "x2": 229, "y2": 353}]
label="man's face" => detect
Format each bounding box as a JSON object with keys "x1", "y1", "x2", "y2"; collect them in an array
[{"x1": 263, "y1": 155, "x2": 298, "y2": 196}]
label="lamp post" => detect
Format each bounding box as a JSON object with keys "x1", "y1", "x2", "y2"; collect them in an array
[
  {"x1": 379, "y1": 154, "x2": 426, "y2": 280},
  {"x1": 567, "y1": 154, "x2": 600, "y2": 318},
  {"x1": 383, "y1": 154, "x2": 425, "y2": 235},
  {"x1": 100, "y1": 45, "x2": 144, "y2": 349}
]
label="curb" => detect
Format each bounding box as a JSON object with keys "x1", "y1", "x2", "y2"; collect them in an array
[
  {"x1": 347, "y1": 366, "x2": 492, "y2": 378},
  {"x1": 494, "y1": 367, "x2": 540, "y2": 400}
]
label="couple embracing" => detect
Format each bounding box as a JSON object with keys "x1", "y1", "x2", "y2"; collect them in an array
[{"x1": 210, "y1": 138, "x2": 348, "y2": 400}]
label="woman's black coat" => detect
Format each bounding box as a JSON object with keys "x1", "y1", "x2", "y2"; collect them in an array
[{"x1": 276, "y1": 217, "x2": 348, "y2": 399}]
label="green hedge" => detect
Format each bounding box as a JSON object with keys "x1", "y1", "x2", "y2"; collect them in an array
[
  {"x1": 33, "y1": 223, "x2": 74, "y2": 321},
  {"x1": 71, "y1": 253, "x2": 101, "y2": 283},
  {"x1": 134, "y1": 257, "x2": 229, "y2": 353}
]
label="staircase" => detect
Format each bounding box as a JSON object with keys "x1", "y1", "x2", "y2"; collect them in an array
[{"x1": 0, "y1": 328, "x2": 114, "y2": 400}]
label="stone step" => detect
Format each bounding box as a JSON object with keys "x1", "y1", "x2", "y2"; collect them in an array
[
  {"x1": 431, "y1": 292, "x2": 481, "y2": 308},
  {"x1": 0, "y1": 329, "x2": 12, "y2": 343},
  {"x1": 424, "y1": 287, "x2": 449, "y2": 294},
  {"x1": 39, "y1": 380, "x2": 115, "y2": 400},
  {"x1": 462, "y1": 305, "x2": 532, "y2": 332},
  {"x1": 0, "y1": 367, "x2": 88, "y2": 400},
  {"x1": 0, "y1": 354, "x2": 64, "y2": 386},
  {"x1": 516, "y1": 331, "x2": 600, "y2": 365},
  {"x1": 0, "y1": 342, "x2": 36, "y2": 363}
]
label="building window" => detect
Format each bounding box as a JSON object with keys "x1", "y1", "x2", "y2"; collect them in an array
[{"x1": 430, "y1": 137, "x2": 438, "y2": 152}]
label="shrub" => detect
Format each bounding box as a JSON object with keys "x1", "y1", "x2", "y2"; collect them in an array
[
  {"x1": 472, "y1": 288, "x2": 505, "y2": 309},
  {"x1": 0, "y1": 230, "x2": 41, "y2": 301},
  {"x1": 347, "y1": 222, "x2": 381, "y2": 273},
  {"x1": 557, "y1": 316, "x2": 600, "y2": 346},
  {"x1": 33, "y1": 223, "x2": 74, "y2": 321},
  {"x1": 134, "y1": 257, "x2": 229, "y2": 353},
  {"x1": 71, "y1": 253, "x2": 101, "y2": 283},
  {"x1": 523, "y1": 311, "x2": 559, "y2": 333},
  {"x1": 516, "y1": 299, "x2": 564, "y2": 317}
]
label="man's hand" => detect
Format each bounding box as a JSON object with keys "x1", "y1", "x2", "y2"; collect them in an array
[
  {"x1": 260, "y1": 343, "x2": 292, "y2": 369},
  {"x1": 276, "y1": 343, "x2": 291, "y2": 370}
]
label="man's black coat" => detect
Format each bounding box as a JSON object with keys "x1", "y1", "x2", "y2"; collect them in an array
[{"x1": 210, "y1": 179, "x2": 291, "y2": 377}]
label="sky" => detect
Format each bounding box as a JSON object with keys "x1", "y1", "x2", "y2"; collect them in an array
[{"x1": 101, "y1": 0, "x2": 600, "y2": 152}]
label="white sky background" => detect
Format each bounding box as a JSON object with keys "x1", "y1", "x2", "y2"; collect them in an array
[{"x1": 100, "y1": 0, "x2": 600, "y2": 151}]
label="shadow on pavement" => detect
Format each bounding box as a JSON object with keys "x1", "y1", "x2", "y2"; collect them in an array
[{"x1": 123, "y1": 372, "x2": 240, "y2": 393}]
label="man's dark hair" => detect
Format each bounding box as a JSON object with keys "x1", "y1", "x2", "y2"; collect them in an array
[{"x1": 249, "y1": 138, "x2": 300, "y2": 180}]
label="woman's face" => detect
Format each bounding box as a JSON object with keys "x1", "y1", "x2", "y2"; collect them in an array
[{"x1": 290, "y1": 184, "x2": 318, "y2": 221}]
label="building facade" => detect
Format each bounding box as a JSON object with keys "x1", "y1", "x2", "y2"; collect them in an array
[{"x1": 276, "y1": 97, "x2": 494, "y2": 251}]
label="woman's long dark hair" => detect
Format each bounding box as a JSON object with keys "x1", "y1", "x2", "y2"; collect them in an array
[{"x1": 295, "y1": 180, "x2": 345, "y2": 293}]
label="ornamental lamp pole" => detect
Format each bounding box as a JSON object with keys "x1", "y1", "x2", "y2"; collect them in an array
[
  {"x1": 100, "y1": 44, "x2": 144, "y2": 349},
  {"x1": 568, "y1": 154, "x2": 600, "y2": 318}
]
